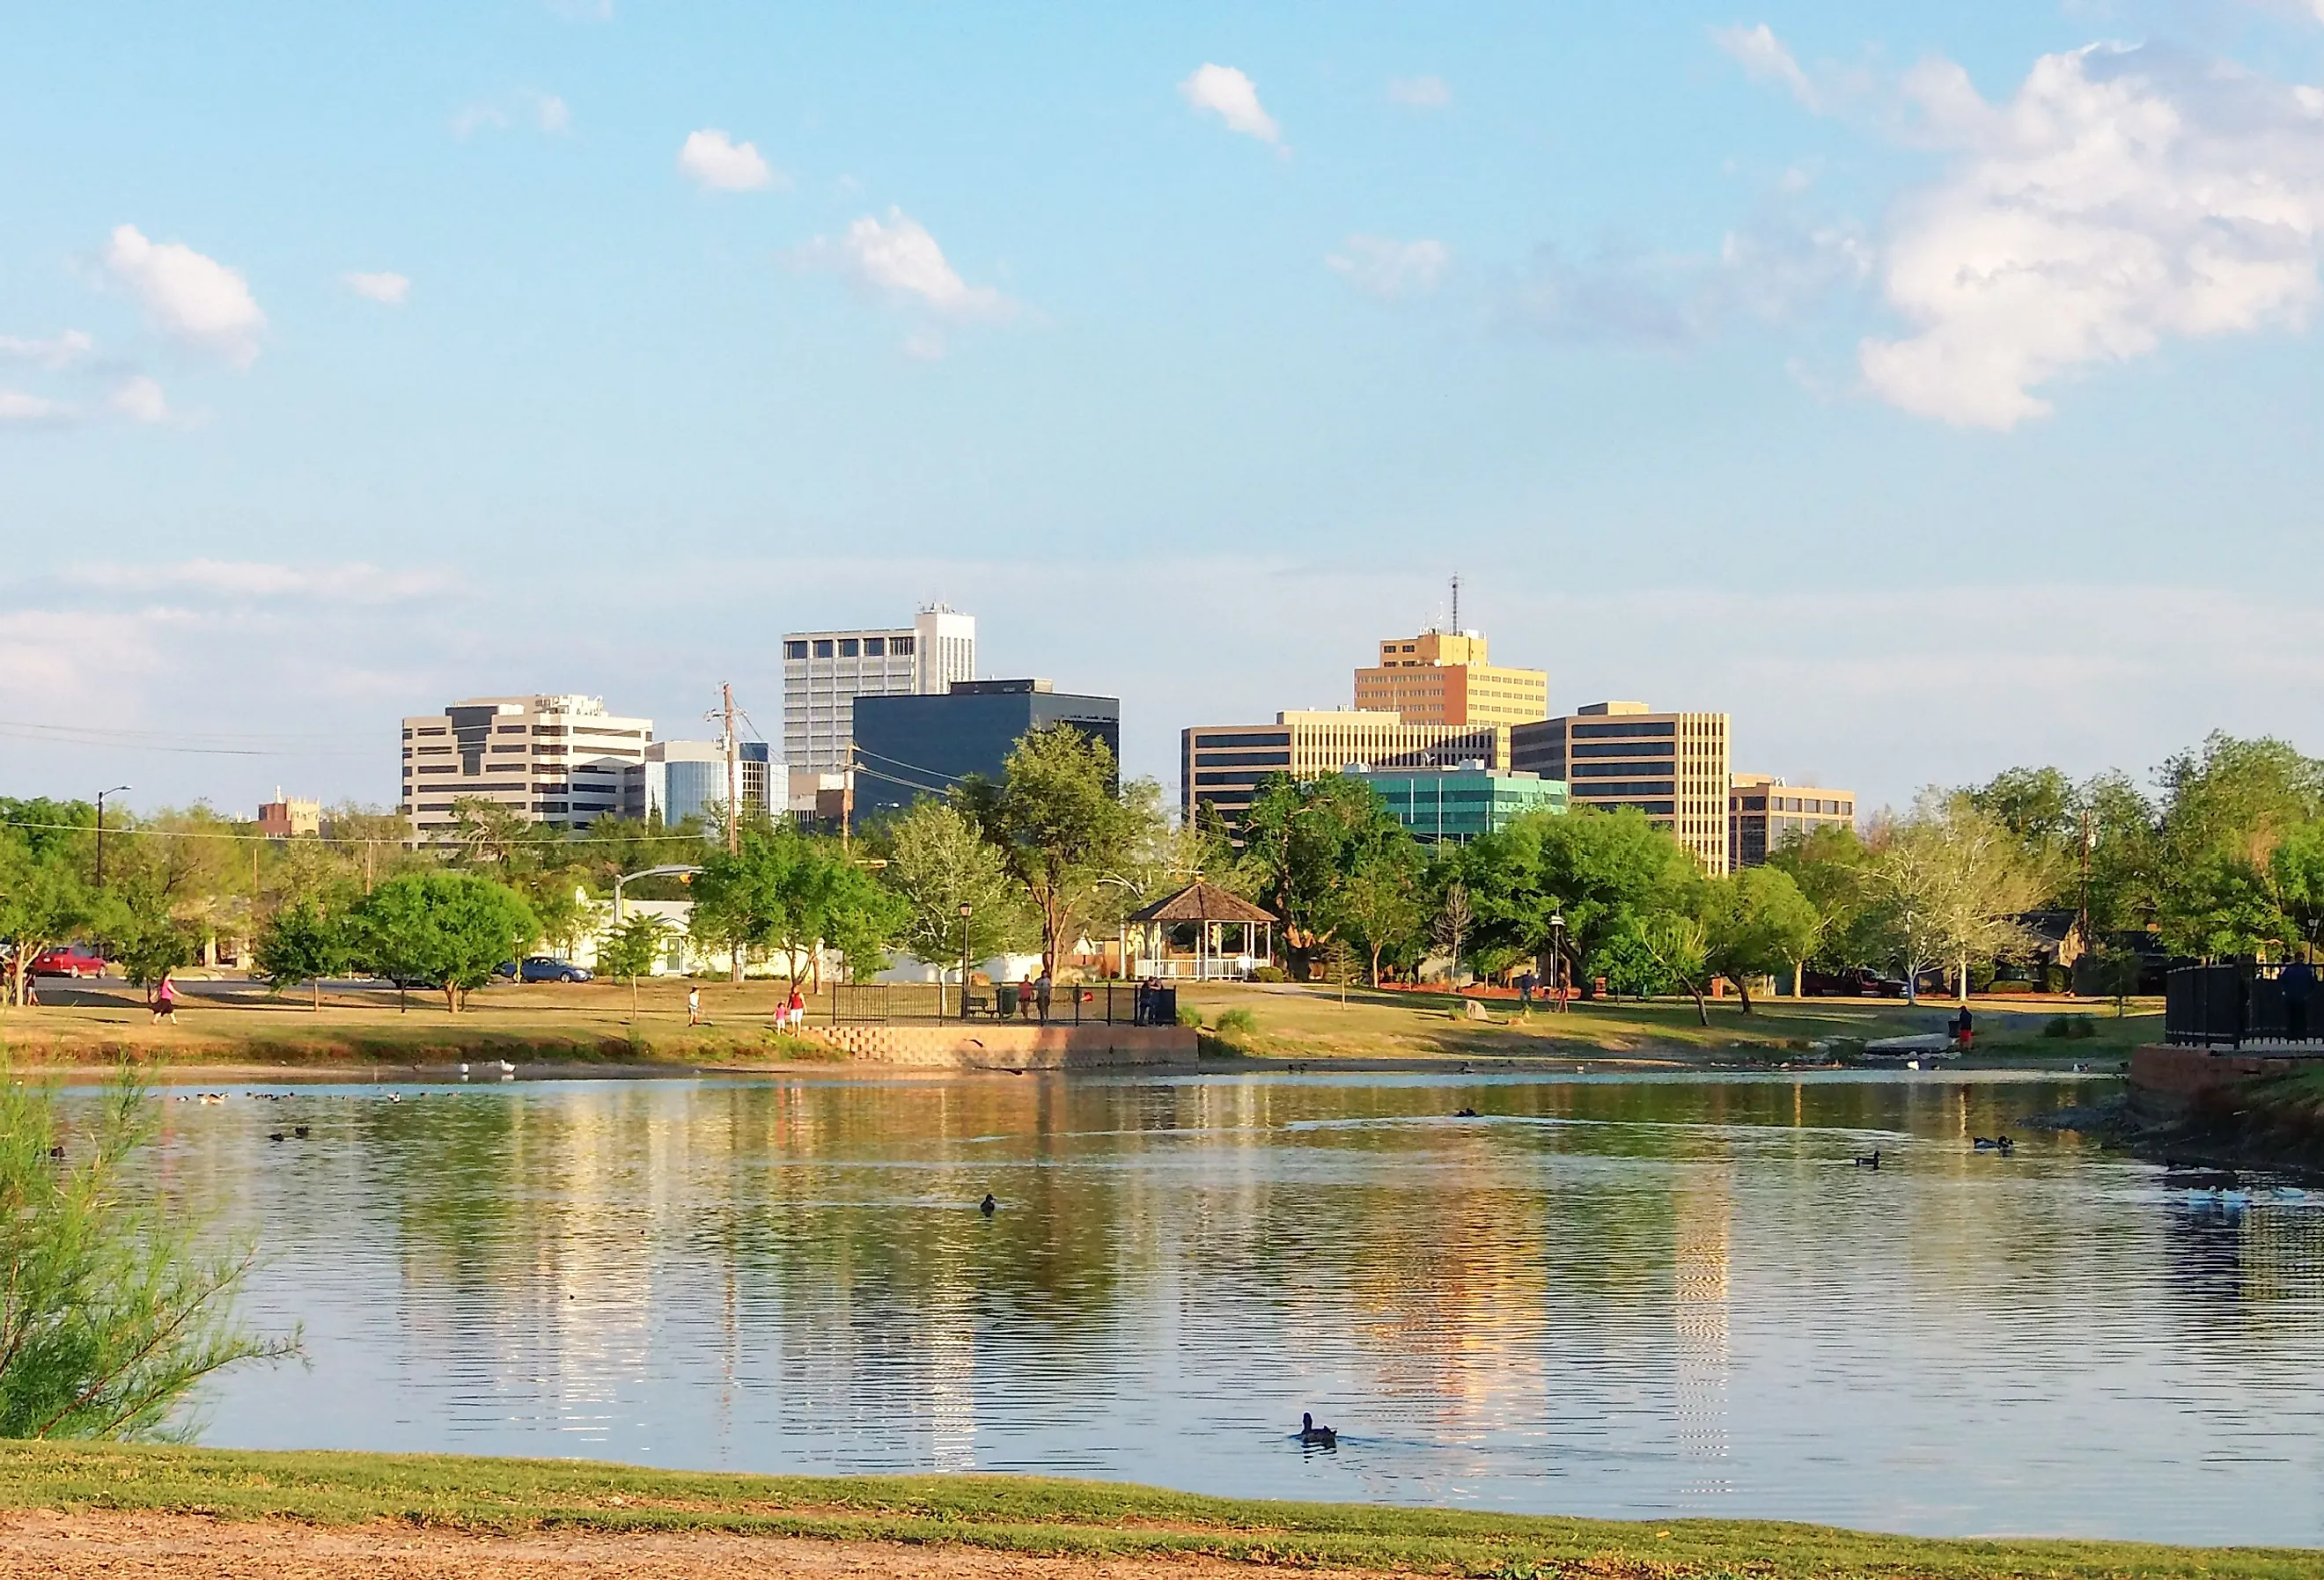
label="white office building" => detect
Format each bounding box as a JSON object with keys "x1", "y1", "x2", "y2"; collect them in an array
[
  {"x1": 781, "y1": 606, "x2": 974, "y2": 774},
  {"x1": 401, "y1": 694, "x2": 652, "y2": 836}
]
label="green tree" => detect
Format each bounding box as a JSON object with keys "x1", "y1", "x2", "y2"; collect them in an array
[
  {"x1": 2270, "y1": 819, "x2": 2324, "y2": 957},
  {"x1": 346, "y1": 871, "x2": 537, "y2": 1013},
  {"x1": 1699, "y1": 866, "x2": 1821, "y2": 1013},
  {"x1": 1766, "y1": 822, "x2": 1880, "y2": 984},
  {"x1": 251, "y1": 896, "x2": 342, "y2": 1010},
  {"x1": 688, "y1": 823, "x2": 887, "y2": 988},
  {"x1": 595, "y1": 912, "x2": 673, "y2": 1017},
  {"x1": 1458, "y1": 806, "x2": 1695, "y2": 998},
  {"x1": 1644, "y1": 913, "x2": 1715, "y2": 1025},
  {"x1": 881, "y1": 801, "x2": 1029, "y2": 1010},
  {"x1": 1338, "y1": 838, "x2": 1428, "y2": 986},
  {"x1": 1233, "y1": 774, "x2": 1413, "y2": 976},
  {"x1": 102, "y1": 880, "x2": 198, "y2": 994},
  {"x1": 960, "y1": 726, "x2": 1154, "y2": 976},
  {"x1": 0, "y1": 835, "x2": 92, "y2": 1009},
  {"x1": 1871, "y1": 792, "x2": 2048, "y2": 1005},
  {"x1": 0, "y1": 1068, "x2": 298, "y2": 1438}
]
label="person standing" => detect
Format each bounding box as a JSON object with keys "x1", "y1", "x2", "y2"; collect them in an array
[
  {"x1": 2284, "y1": 958, "x2": 2315, "y2": 1041},
  {"x1": 787, "y1": 984, "x2": 806, "y2": 1031},
  {"x1": 1033, "y1": 969, "x2": 1054, "y2": 1025},
  {"x1": 687, "y1": 985, "x2": 702, "y2": 1026},
  {"x1": 151, "y1": 969, "x2": 178, "y2": 1025}
]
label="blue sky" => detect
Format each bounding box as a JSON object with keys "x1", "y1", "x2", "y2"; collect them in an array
[{"x1": 7, "y1": 2, "x2": 2324, "y2": 816}]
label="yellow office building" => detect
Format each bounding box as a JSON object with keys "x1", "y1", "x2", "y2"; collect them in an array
[{"x1": 1354, "y1": 630, "x2": 1548, "y2": 730}]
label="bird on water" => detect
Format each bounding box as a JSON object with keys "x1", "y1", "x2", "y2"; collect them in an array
[
  {"x1": 1298, "y1": 1412, "x2": 1337, "y2": 1448},
  {"x1": 979, "y1": 1194, "x2": 997, "y2": 1216},
  {"x1": 1853, "y1": 1150, "x2": 1880, "y2": 1169}
]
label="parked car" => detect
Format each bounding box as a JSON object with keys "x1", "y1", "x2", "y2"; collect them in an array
[
  {"x1": 495, "y1": 956, "x2": 593, "y2": 984},
  {"x1": 1802, "y1": 966, "x2": 1907, "y2": 999},
  {"x1": 28, "y1": 945, "x2": 108, "y2": 978}
]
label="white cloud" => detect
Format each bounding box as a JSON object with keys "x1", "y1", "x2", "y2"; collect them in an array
[
  {"x1": 677, "y1": 129, "x2": 781, "y2": 191},
  {"x1": 1859, "y1": 44, "x2": 2324, "y2": 428},
  {"x1": 790, "y1": 208, "x2": 1017, "y2": 322},
  {"x1": 1179, "y1": 63, "x2": 1283, "y2": 146},
  {"x1": 1710, "y1": 22, "x2": 1817, "y2": 109},
  {"x1": 0, "y1": 389, "x2": 69, "y2": 424},
  {"x1": 901, "y1": 331, "x2": 947, "y2": 361},
  {"x1": 61, "y1": 560, "x2": 456, "y2": 603},
  {"x1": 102, "y1": 224, "x2": 265, "y2": 367},
  {"x1": 1387, "y1": 75, "x2": 1451, "y2": 109},
  {"x1": 0, "y1": 330, "x2": 93, "y2": 370},
  {"x1": 452, "y1": 103, "x2": 509, "y2": 138},
  {"x1": 453, "y1": 90, "x2": 569, "y2": 138},
  {"x1": 1326, "y1": 235, "x2": 1452, "y2": 300},
  {"x1": 108, "y1": 376, "x2": 170, "y2": 425},
  {"x1": 342, "y1": 271, "x2": 410, "y2": 305}
]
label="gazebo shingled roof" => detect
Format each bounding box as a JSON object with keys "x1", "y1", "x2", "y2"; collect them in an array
[{"x1": 1128, "y1": 880, "x2": 1277, "y2": 926}]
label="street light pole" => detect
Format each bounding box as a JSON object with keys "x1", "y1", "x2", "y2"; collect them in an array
[
  {"x1": 958, "y1": 901, "x2": 973, "y2": 1021},
  {"x1": 1548, "y1": 912, "x2": 1566, "y2": 1014},
  {"x1": 93, "y1": 785, "x2": 130, "y2": 890}
]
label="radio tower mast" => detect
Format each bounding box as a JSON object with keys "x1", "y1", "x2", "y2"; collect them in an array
[{"x1": 1450, "y1": 573, "x2": 1460, "y2": 632}]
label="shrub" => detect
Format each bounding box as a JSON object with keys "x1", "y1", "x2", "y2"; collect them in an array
[
  {"x1": 0, "y1": 1068, "x2": 298, "y2": 1438},
  {"x1": 1984, "y1": 981, "x2": 2038, "y2": 996},
  {"x1": 1175, "y1": 1003, "x2": 1203, "y2": 1028},
  {"x1": 1249, "y1": 966, "x2": 1288, "y2": 984},
  {"x1": 1213, "y1": 1007, "x2": 1258, "y2": 1037},
  {"x1": 2041, "y1": 1015, "x2": 2073, "y2": 1038}
]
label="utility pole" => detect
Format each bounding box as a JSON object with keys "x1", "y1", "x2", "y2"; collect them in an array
[{"x1": 721, "y1": 681, "x2": 739, "y2": 856}]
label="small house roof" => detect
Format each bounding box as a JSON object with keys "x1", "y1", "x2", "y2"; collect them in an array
[{"x1": 1129, "y1": 879, "x2": 1277, "y2": 926}]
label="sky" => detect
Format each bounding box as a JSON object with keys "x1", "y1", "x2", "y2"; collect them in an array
[{"x1": 7, "y1": 1, "x2": 2324, "y2": 819}]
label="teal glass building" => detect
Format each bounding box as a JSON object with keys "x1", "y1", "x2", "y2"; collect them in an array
[{"x1": 1345, "y1": 765, "x2": 1568, "y2": 843}]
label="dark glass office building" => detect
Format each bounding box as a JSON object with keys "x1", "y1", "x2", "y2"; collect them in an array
[{"x1": 852, "y1": 680, "x2": 1121, "y2": 815}]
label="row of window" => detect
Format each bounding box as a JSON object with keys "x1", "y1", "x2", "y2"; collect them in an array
[
  {"x1": 1571, "y1": 781, "x2": 1678, "y2": 797},
  {"x1": 1565, "y1": 721, "x2": 1678, "y2": 739},
  {"x1": 783, "y1": 635, "x2": 918, "y2": 659},
  {"x1": 1570, "y1": 740, "x2": 1674, "y2": 760}
]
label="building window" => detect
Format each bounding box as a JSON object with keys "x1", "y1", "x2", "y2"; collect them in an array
[
  {"x1": 863, "y1": 636, "x2": 886, "y2": 656},
  {"x1": 814, "y1": 639, "x2": 835, "y2": 658},
  {"x1": 785, "y1": 640, "x2": 809, "y2": 659},
  {"x1": 840, "y1": 638, "x2": 859, "y2": 657},
  {"x1": 891, "y1": 636, "x2": 915, "y2": 655}
]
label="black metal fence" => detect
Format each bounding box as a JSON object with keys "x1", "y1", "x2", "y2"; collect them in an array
[
  {"x1": 826, "y1": 980, "x2": 1174, "y2": 1027},
  {"x1": 2166, "y1": 963, "x2": 2324, "y2": 1049}
]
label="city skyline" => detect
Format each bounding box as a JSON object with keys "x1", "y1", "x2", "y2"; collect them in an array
[{"x1": 10, "y1": 4, "x2": 2324, "y2": 814}]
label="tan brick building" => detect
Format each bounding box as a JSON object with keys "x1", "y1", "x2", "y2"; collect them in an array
[
  {"x1": 1510, "y1": 702, "x2": 1732, "y2": 874},
  {"x1": 1353, "y1": 630, "x2": 1548, "y2": 729}
]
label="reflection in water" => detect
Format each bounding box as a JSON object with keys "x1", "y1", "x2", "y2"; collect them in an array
[{"x1": 123, "y1": 1073, "x2": 2324, "y2": 1546}]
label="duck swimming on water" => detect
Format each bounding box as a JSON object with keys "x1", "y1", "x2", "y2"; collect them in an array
[
  {"x1": 1298, "y1": 1412, "x2": 1337, "y2": 1448},
  {"x1": 979, "y1": 1194, "x2": 997, "y2": 1216}
]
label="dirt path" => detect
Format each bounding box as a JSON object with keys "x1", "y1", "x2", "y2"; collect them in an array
[{"x1": 0, "y1": 1510, "x2": 1359, "y2": 1579}]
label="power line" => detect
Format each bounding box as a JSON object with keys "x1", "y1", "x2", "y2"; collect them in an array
[{"x1": 0, "y1": 719, "x2": 370, "y2": 758}]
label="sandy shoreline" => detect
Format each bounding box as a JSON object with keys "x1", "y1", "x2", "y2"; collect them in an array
[{"x1": 0, "y1": 1509, "x2": 1364, "y2": 1579}]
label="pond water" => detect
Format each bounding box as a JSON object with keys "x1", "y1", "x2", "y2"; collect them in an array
[{"x1": 129, "y1": 1071, "x2": 2324, "y2": 1547}]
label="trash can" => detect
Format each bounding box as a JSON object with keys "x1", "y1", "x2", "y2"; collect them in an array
[{"x1": 997, "y1": 983, "x2": 1020, "y2": 1019}]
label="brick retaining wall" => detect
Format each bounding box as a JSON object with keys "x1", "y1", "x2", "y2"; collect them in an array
[
  {"x1": 2130, "y1": 1043, "x2": 2316, "y2": 1103},
  {"x1": 801, "y1": 1023, "x2": 1197, "y2": 1069}
]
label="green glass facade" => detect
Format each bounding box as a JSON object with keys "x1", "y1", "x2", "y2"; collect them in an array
[{"x1": 1345, "y1": 768, "x2": 1568, "y2": 843}]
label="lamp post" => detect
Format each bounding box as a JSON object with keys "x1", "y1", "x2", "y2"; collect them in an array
[
  {"x1": 93, "y1": 785, "x2": 130, "y2": 890},
  {"x1": 958, "y1": 902, "x2": 974, "y2": 1021},
  {"x1": 614, "y1": 864, "x2": 702, "y2": 925},
  {"x1": 1548, "y1": 912, "x2": 1566, "y2": 1013}
]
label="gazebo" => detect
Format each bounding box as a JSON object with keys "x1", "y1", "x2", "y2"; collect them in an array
[{"x1": 1128, "y1": 881, "x2": 1279, "y2": 981}]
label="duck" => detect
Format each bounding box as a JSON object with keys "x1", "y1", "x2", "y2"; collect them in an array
[
  {"x1": 979, "y1": 1194, "x2": 997, "y2": 1217},
  {"x1": 46, "y1": 1145, "x2": 63, "y2": 1162},
  {"x1": 268, "y1": 1132, "x2": 283, "y2": 1143},
  {"x1": 1852, "y1": 1151, "x2": 1880, "y2": 1169},
  {"x1": 1452, "y1": 1106, "x2": 1480, "y2": 1118},
  {"x1": 1298, "y1": 1412, "x2": 1337, "y2": 1448},
  {"x1": 1973, "y1": 1136, "x2": 2000, "y2": 1150},
  {"x1": 293, "y1": 1126, "x2": 310, "y2": 1139}
]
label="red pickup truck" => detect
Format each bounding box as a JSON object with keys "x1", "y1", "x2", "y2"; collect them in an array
[{"x1": 28, "y1": 946, "x2": 108, "y2": 978}]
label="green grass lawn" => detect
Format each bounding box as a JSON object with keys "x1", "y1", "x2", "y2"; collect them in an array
[
  {"x1": 1179, "y1": 981, "x2": 2157, "y2": 1068},
  {"x1": 0, "y1": 1442, "x2": 2305, "y2": 1578}
]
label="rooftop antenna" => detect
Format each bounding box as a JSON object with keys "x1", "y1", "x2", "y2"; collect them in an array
[{"x1": 1450, "y1": 574, "x2": 1460, "y2": 634}]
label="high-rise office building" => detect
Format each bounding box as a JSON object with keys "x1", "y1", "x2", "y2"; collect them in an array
[
  {"x1": 1180, "y1": 710, "x2": 1509, "y2": 827},
  {"x1": 1510, "y1": 702, "x2": 1732, "y2": 874},
  {"x1": 630, "y1": 739, "x2": 774, "y2": 827},
  {"x1": 781, "y1": 606, "x2": 974, "y2": 774},
  {"x1": 1729, "y1": 774, "x2": 1857, "y2": 868},
  {"x1": 401, "y1": 694, "x2": 652, "y2": 835},
  {"x1": 853, "y1": 680, "x2": 1121, "y2": 817},
  {"x1": 1353, "y1": 629, "x2": 1548, "y2": 729}
]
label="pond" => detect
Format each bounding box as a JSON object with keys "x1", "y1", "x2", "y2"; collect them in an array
[{"x1": 134, "y1": 1070, "x2": 2324, "y2": 1546}]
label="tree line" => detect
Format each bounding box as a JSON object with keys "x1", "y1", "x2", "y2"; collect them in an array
[{"x1": 6, "y1": 729, "x2": 2321, "y2": 1016}]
